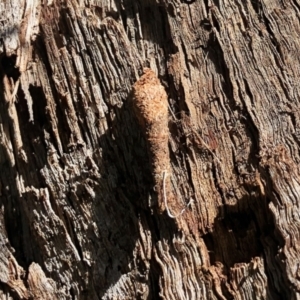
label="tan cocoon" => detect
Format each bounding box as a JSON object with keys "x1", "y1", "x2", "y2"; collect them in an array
[{"x1": 132, "y1": 68, "x2": 172, "y2": 213}]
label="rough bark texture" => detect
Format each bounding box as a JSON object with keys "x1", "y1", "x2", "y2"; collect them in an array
[{"x1": 0, "y1": 0, "x2": 300, "y2": 299}]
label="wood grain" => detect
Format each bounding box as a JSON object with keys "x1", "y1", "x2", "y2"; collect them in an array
[{"x1": 0, "y1": 0, "x2": 299, "y2": 299}]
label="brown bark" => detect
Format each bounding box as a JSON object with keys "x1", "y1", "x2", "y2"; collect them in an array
[{"x1": 0, "y1": 0, "x2": 300, "y2": 299}]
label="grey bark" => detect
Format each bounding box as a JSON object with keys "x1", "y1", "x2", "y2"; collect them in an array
[{"x1": 0, "y1": 0, "x2": 300, "y2": 299}]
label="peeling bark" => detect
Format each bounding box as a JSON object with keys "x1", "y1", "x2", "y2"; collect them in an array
[{"x1": 0, "y1": 0, "x2": 300, "y2": 299}]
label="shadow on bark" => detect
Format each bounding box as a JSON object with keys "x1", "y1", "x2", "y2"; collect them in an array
[
  {"x1": 202, "y1": 190, "x2": 288, "y2": 299},
  {"x1": 91, "y1": 91, "x2": 182, "y2": 297},
  {"x1": 0, "y1": 55, "x2": 180, "y2": 300}
]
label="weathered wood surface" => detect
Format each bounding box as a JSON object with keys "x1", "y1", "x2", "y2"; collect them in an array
[{"x1": 0, "y1": 0, "x2": 300, "y2": 299}]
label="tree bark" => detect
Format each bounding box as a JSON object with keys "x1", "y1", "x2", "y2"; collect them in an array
[{"x1": 0, "y1": 0, "x2": 300, "y2": 299}]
